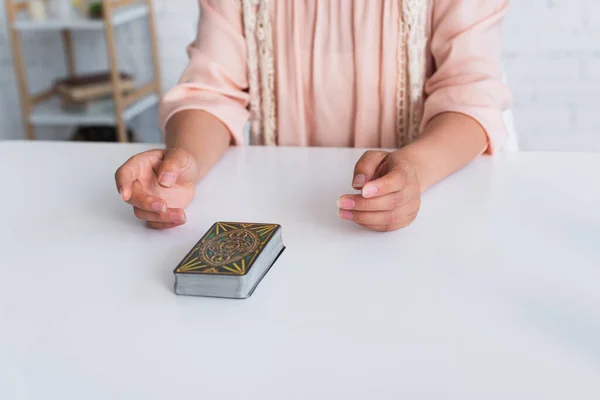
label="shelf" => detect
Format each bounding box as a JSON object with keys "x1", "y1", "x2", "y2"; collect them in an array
[
  {"x1": 13, "y1": 4, "x2": 148, "y2": 32},
  {"x1": 30, "y1": 93, "x2": 158, "y2": 126}
]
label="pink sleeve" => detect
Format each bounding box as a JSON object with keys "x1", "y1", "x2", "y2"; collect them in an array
[
  {"x1": 158, "y1": 0, "x2": 249, "y2": 145},
  {"x1": 421, "y1": 0, "x2": 513, "y2": 154}
]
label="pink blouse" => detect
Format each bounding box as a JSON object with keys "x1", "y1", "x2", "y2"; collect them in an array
[{"x1": 159, "y1": 0, "x2": 512, "y2": 153}]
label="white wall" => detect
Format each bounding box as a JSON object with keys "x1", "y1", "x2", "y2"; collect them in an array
[
  {"x1": 503, "y1": 0, "x2": 600, "y2": 150},
  {"x1": 0, "y1": 0, "x2": 598, "y2": 150}
]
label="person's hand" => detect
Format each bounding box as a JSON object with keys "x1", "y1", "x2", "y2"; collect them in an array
[
  {"x1": 338, "y1": 150, "x2": 422, "y2": 232},
  {"x1": 115, "y1": 148, "x2": 198, "y2": 229}
]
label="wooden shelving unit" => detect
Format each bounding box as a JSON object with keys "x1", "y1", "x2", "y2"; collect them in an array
[{"x1": 5, "y1": 0, "x2": 162, "y2": 142}]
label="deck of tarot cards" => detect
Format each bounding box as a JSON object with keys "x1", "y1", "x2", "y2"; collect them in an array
[{"x1": 173, "y1": 222, "x2": 285, "y2": 299}]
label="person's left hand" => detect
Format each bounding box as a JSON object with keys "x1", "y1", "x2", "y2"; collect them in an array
[{"x1": 338, "y1": 150, "x2": 422, "y2": 232}]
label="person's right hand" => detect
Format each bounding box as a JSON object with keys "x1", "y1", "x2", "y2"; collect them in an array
[{"x1": 115, "y1": 148, "x2": 198, "y2": 229}]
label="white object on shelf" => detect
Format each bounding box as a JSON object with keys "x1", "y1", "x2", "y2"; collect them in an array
[
  {"x1": 29, "y1": 94, "x2": 158, "y2": 126},
  {"x1": 13, "y1": 4, "x2": 149, "y2": 31},
  {"x1": 27, "y1": 1, "x2": 48, "y2": 21},
  {"x1": 46, "y1": 0, "x2": 76, "y2": 19}
]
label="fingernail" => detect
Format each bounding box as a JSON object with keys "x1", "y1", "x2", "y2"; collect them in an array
[
  {"x1": 169, "y1": 211, "x2": 185, "y2": 223},
  {"x1": 353, "y1": 174, "x2": 366, "y2": 188},
  {"x1": 152, "y1": 201, "x2": 166, "y2": 213},
  {"x1": 160, "y1": 172, "x2": 176, "y2": 187},
  {"x1": 337, "y1": 197, "x2": 355, "y2": 210},
  {"x1": 362, "y1": 185, "x2": 378, "y2": 198},
  {"x1": 338, "y1": 209, "x2": 353, "y2": 220}
]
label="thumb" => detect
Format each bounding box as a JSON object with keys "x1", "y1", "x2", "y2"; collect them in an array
[
  {"x1": 352, "y1": 150, "x2": 388, "y2": 189},
  {"x1": 157, "y1": 148, "x2": 198, "y2": 188}
]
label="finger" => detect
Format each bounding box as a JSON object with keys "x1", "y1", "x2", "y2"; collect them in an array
[
  {"x1": 157, "y1": 148, "x2": 197, "y2": 188},
  {"x1": 133, "y1": 207, "x2": 187, "y2": 224},
  {"x1": 338, "y1": 209, "x2": 394, "y2": 226},
  {"x1": 338, "y1": 187, "x2": 416, "y2": 212},
  {"x1": 115, "y1": 150, "x2": 164, "y2": 201},
  {"x1": 352, "y1": 151, "x2": 388, "y2": 189},
  {"x1": 146, "y1": 221, "x2": 185, "y2": 230},
  {"x1": 338, "y1": 198, "x2": 421, "y2": 226},
  {"x1": 360, "y1": 165, "x2": 409, "y2": 199},
  {"x1": 358, "y1": 210, "x2": 419, "y2": 231},
  {"x1": 127, "y1": 181, "x2": 168, "y2": 213},
  {"x1": 115, "y1": 156, "x2": 141, "y2": 201},
  {"x1": 357, "y1": 223, "x2": 405, "y2": 232}
]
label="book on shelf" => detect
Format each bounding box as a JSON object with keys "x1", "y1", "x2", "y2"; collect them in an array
[{"x1": 55, "y1": 72, "x2": 135, "y2": 102}]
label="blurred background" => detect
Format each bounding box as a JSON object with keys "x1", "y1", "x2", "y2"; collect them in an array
[{"x1": 0, "y1": 0, "x2": 597, "y2": 150}]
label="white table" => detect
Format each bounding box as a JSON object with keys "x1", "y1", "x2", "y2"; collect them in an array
[{"x1": 1, "y1": 141, "x2": 599, "y2": 399}]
